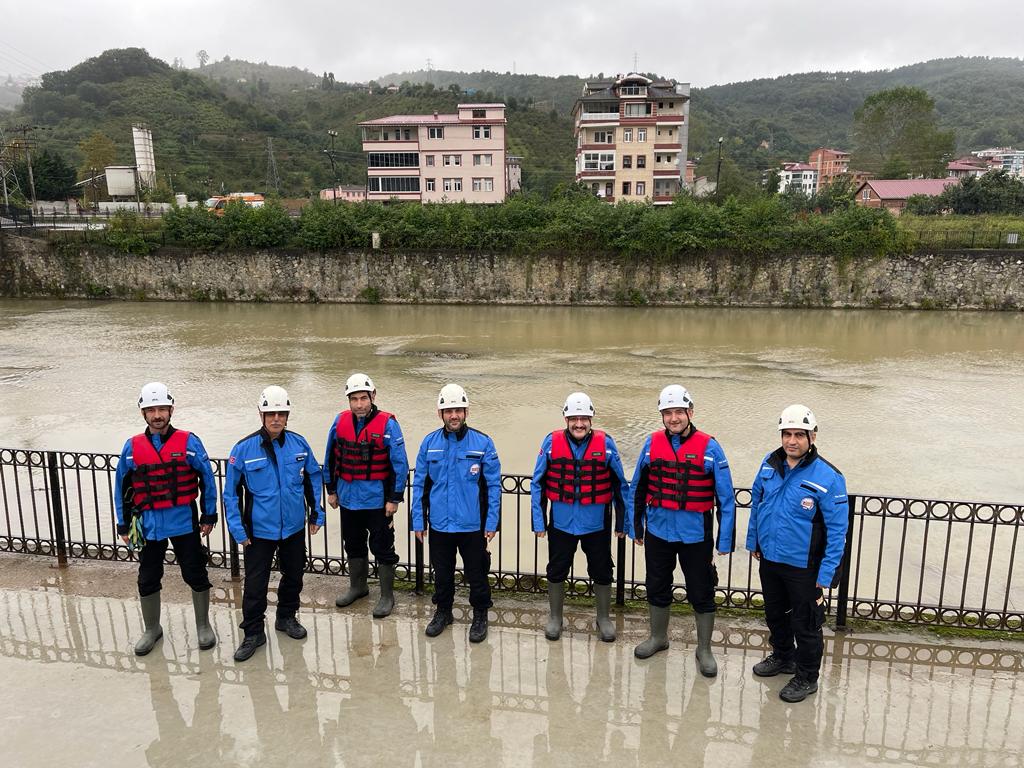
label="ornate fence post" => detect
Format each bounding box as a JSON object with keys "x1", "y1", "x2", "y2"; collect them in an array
[
  {"x1": 834, "y1": 493, "x2": 857, "y2": 632},
  {"x1": 46, "y1": 451, "x2": 68, "y2": 568}
]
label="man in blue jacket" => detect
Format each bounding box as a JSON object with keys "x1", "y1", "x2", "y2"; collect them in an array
[
  {"x1": 324, "y1": 373, "x2": 408, "y2": 618},
  {"x1": 629, "y1": 385, "x2": 736, "y2": 676},
  {"x1": 532, "y1": 392, "x2": 629, "y2": 642},
  {"x1": 115, "y1": 381, "x2": 219, "y2": 656},
  {"x1": 224, "y1": 386, "x2": 324, "y2": 662},
  {"x1": 747, "y1": 404, "x2": 849, "y2": 703},
  {"x1": 412, "y1": 384, "x2": 501, "y2": 642}
]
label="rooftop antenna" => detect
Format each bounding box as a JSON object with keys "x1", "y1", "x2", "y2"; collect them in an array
[{"x1": 633, "y1": 52, "x2": 639, "y2": 73}]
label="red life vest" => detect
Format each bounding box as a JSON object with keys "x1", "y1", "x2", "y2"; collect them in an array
[
  {"x1": 645, "y1": 429, "x2": 716, "y2": 512},
  {"x1": 543, "y1": 429, "x2": 614, "y2": 505},
  {"x1": 129, "y1": 430, "x2": 199, "y2": 511},
  {"x1": 333, "y1": 410, "x2": 393, "y2": 482}
]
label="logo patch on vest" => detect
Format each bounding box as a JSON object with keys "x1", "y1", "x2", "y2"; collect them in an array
[
  {"x1": 170, "y1": 452, "x2": 184, "y2": 458},
  {"x1": 470, "y1": 463, "x2": 480, "y2": 476},
  {"x1": 801, "y1": 497, "x2": 815, "y2": 510},
  {"x1": 685, "y1": 454, "x2": 697, "y2": 459},
  {"x1": 589, "y1": 451, "x2": 604, "y2": 458},
  {"x1": 371, "y1": 433, "x2": 382, "y2": 439}
]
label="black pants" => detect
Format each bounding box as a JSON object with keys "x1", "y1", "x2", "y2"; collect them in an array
[
  {"x1": 341, "y1": 506, "x2": 399, "y2": 565},
  {"x1": 546, "y1": 525, "x2": 613, "y2": 585},
  {"x1": 759, "y1": 558, "x2": 826, "y2": 681},
  {"x1": 429, "y1": 530, "x2": 492, "y2": 612},
  {"x1": 137, "y1": 529, "x2": 212, "y2": 597},
  {"x1": 644, "y1": 532, "x2": 717, "y2": 612},
  {"x1": 240, "y1": 529, "x2": 307, "y2": 637}
]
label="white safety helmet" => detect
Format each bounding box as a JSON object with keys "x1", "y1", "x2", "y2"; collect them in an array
[
  {"x1": 658, "y1": 384, "x2": 694, "y2": 411},
  {"x1": 437, "y1": 383, "x2": 469, "y2": 409},
  {"x1": 345, "y1": 373, "x2": 375, "y2": 396},
  {"x1": 563, "y1": 392, "x2": 595, "y2": 418},
  {"x1": 258, "y1": 385, "x2": 292, "y2": 413},
  {"x1": 138, "y1": 382, "x2": 174, "y2": 409},
  {"x1": 779, "y1": 404, "x2": 817, "y2": 432}
]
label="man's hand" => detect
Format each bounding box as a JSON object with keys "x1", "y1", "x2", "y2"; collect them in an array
[
  {"x1": 615, "y1": 531, "x2": 626, "y2": 539},
  {"x1": 636, "y1": 538, "x2": 644, "y2": 547},
  {"x1": 308, "y1": 523, "x2": 321, "y2": 536},
  {"x1": 385, "y1": 501, "x2": 398, "y2": 517},
  {"x1": 484, "y1": 531, "x2": 496, "y2": 541},
  {"x1": 415, "y1": 530, "x2": 425, "y2": 542},
  {"x1": 716, "y1": 550, "x2": 729, "y2": 557},
  {"x1": 200, "y1": 523, "x2": 214, "y2": 537},
  {"x1": 535, "y1": 531, "x2": 546, "y2": 539},
  {"x1": 120, "y1": 535, "x2": 130, "y2": 545},
  {"x1": 752, "y1": 551, "x2": 761, "y2": 560},
  {"x1": 327, "y1": 493, "x2": 339, "y2": 510},
  {"x1": 241, "y1": 539, "x2": 252, "y2": 547}
]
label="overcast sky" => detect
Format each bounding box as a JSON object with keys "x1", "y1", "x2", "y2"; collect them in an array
[{"x1": 3, "y1": 0, "x2": 1022, "y2": 86}]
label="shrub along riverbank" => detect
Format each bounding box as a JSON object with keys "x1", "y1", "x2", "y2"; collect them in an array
[{"x1": 63, "y1": 192, "x2": 910, "y2": 259}]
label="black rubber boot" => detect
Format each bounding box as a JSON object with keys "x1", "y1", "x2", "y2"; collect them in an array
[
  {"x1": 634, "y1": 605, "x2": 670, "y2": 659},
  {"x1": 425, "y1": 608, "x2": 453, "y2": 637},
  {"x1": 134, "y1": 592, "x2": 163, "y2": 656},
  {"x1": 192, "y1": 588, "x2": 217, "y2": 651},
  {"x1": 545, "y1": 582, "x2": 564, "y2": 641},
  {"x1": 694, "y1": 611, "x2": 717, "y2": 677},
  {"x1": 372, "y1": 563, "x2": 396, "y2": 618},
  {"x1": 468, "y1": 608, "x2": 489, "y2": 643},
  {"x1": 336, "y1": 557, "x2": 370, "y2": 607},
  {"x1": 594, "y1": 583, "x2": 616, "y2": 642}
]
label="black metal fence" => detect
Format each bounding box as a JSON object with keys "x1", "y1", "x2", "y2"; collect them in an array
[{"x1": 1, "y1": 447, "x2": 1021, "y2": 632}]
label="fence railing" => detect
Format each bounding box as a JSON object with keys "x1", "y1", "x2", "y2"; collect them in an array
[{"x1": 1, "y1": 447, "x2": 1021, "y2": 632}]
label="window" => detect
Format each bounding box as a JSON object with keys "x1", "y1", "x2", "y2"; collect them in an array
[
  {"x1": 622, "y1": 181, "x2": 631, "y2": 196},
  {"x1": 668, "y1": 101, "x2": 674, "y2": 108},
  {"x1": 426, "y1": 155, "x2": 435, "y2": 167},
  {"x1": 473, "y1": 125, "x2": 491, "y2": 139},
  {"x1": 637, "y1": 128, "x2": 646, "y2": 142},
  {"x1": 624, "y1": 103, "x2": 650, "y2": 117},
  {"x1": 428, "y1": 127, "x2": 444, "y2": 139},
  {"x1": 443, "y1": 178, "x2": 463, "y2": 192},
  {"x1": 472, "y1": 109, "x2": 486, "y2": 118},
  {"x1": 443, "y1": 154, "x2": 462, "y2": 166},
  {"x1": 658, "y1": 102, "x2": 664, "y2": 109},
  {"x1": 403, "y1": 128, "x2": 411, "y2": 140},
  {"x1": 636, "y1": 154, "x2": 646, "y2": 168},
  {"x1": 862, "y1": 188, "x2": 870, "y2": 201},
  {"x1": 623, "y1": 129, "x2": 632, "y2": 143},
  {"x1": 622, "y1": 155, "x2": 632, "y2": 169},
  {"x1": 367, "y1": 152, "x2": 419, "y2": 168},
  {"x1": 472, "y1": 154, "x2": 493, "y2": 166},
  {"x1": 604, "y1": 182, "x2": 613, "y2": 197},
  {"x1": 472, "y1": 177, "x2": 494, "y2": 192},
  {"x1": 426, "y1": 178, "x2": 436, "y2": 192},
  {"x1": 593, "y1": 130, "x2": 614, "y2": 144},
  {"x1": 636, "y1": 181, "x2": 645, "y2": 196},
  {"x1": 367, "y1": 176, "x2": 420, "y2": 193},
  {"x1": 582, "y1": 152, "x2": 615, "y2": 171}
]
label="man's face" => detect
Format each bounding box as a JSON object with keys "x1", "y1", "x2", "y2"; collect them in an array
[
  {"x1": 262, "y1": 411, "x2": 289, "y2": 439},
  {"x1": 142, "y1": 405, "x2": 173, "y2": 433},
  {"x1": 661, "y1": 407, "x2": 692, "y2": 435},
  {"x1": 348, "y1": 390, "x2": 374, "y2": 418},
  {"x1": 439, "y1": 407, "x2": 467, "y2": 432},
  {"x1": 565, "y1": 415, "x2": 592, "y2": 440},
  {"x1": 781, "y1": 428, "x2": 814, "y2": 460}
]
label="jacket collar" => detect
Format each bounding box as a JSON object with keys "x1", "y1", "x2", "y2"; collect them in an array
[
  {"x1": 445, "y1": 422, "x2": 470, "y2": 441},
  {"x1": 351, "y1": 405, "x2": 379, "y2": 429},
  {"x1": 259, "y1": 427, "x2": 287, "y2": 448},
  {"x1": 768, "y1": 443, "x2": 818, "y2": 474},
  {"x1": 145, "y1": 424, "x2": 177, "y2": 444}
]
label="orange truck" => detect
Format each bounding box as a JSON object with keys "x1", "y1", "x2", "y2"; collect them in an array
[{"x1": 203, "y1": 193, "x2": 265, "y2": 214}]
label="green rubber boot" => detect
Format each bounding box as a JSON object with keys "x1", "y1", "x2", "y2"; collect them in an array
[
  {"x1": 336, "y1": 558, "x2": 370, "y2": 607},
  {"x1": 134, "y1": 592, "x2": 163, "y2": 656},
  {"x1": 695, "y1": 611, "x2": 718, "y2": 677},
  {"x1": 545, "y1": 582, "x2": 564, "y2": 641},
  {"x1": 594, "y1": 583, "x2": 616, "y2": 642},
  {"x1": 192, "y1": 588, "x2": 217, "y2": 651},
  {"x1": 372, "y1": 563, "x2": 396, "y2": 618},
  {"x1": 634, "y1": 605, "x2": 670, "y2": 659}
]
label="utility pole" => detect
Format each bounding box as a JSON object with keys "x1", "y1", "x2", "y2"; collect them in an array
[
  {"x1": 265, "y1": 137, "x2": 281, "y2": 196},
  {"x1": 13, "y1": 125, "x2": 37, "y2": 206},
  {"x1": 323, "y1": 129, "x2": 339, "y2": 204},
  {"x1": 715, "y1": 137, "x2": 724, "y2": 204}
]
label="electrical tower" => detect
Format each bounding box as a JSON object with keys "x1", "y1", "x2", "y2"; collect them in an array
[
  {"x1": 0, "y1": 128, "x2": 25, "y2": 208},
  {"x1": 265, "y1": 137, "x2": 281, "y2": 196}
]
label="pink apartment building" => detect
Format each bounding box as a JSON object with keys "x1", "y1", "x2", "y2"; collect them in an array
[{"x1": 359, "y1": 104, "x2": 508, "y2": 203}]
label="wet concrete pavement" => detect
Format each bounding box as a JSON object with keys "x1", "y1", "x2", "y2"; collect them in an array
[{"x1": 2, "y1": 554, "x2": 1022, "y2": 768}]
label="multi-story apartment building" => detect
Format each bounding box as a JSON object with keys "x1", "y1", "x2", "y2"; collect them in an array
[
  {"x1": 359, "y1": 104, "x2": 507, "y2": 203},
  {"x1": 778, "y1": 163, "x2": 819, "y2": 196},
  {"x1": 572, "y1": 73, "x2": 690, "y2": 204},
  {"x1": 972, "y1": 147, "x2": 1024, "y2": 178},
  {"x1": 808, "y1": 147, "x2": 850, "y2": 192}
]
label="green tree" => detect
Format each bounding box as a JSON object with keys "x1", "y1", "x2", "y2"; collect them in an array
[
  {"x1": 852, "y1": 87, "x2": 955, "y2": 178},
  {"x1": 77, "y1": 132, "x2": 118, "y2": 204},
  {"x1": 18, "y1": 149, "x2": 77, "y2": 200}
]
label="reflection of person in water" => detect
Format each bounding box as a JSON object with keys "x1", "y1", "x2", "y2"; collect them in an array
[
  {"x1": 636, "y1": 656, "x2": 715, "y2": 766},
  {"x1": 144, "y1": 662, "x2": 234, "y2": 767},
  {"x1": 244, "y1": 639, "x2": 330, "y2": 768},
  {"x1": 322, "y1": 615, "x2": 423, "y2": 768},
  {"x1": 747, "y1": 689, "x2": 818, "y2": 767}
]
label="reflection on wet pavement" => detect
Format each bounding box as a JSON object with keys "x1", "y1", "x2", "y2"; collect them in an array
[{"x1": 1, "y1": 562, "x2": 1022, "y2": 767}]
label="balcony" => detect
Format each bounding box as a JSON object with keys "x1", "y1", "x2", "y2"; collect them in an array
[{"x1": 579, "y1": 112, "x2": 620, "y2": 122}]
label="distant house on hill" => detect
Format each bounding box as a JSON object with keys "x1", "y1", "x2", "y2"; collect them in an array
[
  {"x1": 854, "y1": 178, "x2": 957, "y2": 215},
  {"x1": 946, "y1": 157, "x2": 994, "y2": 179},
  {"x1": 808, "y1": 147, "x2": 850, "y2": 192},
  {"x1": 319, "y1": 185, "x2": 367, "y2": 202},
  {"x1": 778, "y1": 162, "x2": 818, "y2": 196}
]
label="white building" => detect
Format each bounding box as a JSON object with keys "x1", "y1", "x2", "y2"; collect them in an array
[
  {"x1": 778, "y1": 162, "x2": 819, "y2": 196},
  {"x1": 972, "y1": 148, "x2": 1024, "y2": 178}
]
